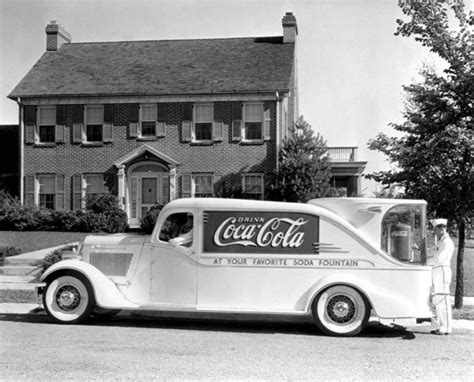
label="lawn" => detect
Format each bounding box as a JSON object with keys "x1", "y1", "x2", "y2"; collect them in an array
[
  {"x1": 451, "y1": 239, "x2": 473, "y2": 297},
  {"x1": 0, "y1": 231, "x2": 90, "y2": 253}
]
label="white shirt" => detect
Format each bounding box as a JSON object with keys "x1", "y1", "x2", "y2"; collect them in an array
[{"x1": 428, "y1": 234, "x2": 455, "y2": 267}]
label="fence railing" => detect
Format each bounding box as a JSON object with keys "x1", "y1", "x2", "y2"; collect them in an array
[{"x1": 325, "y1": 147, "x2": 358, "y2": 162}]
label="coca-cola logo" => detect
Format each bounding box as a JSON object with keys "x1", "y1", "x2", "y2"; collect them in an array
[{"x1": 204, "y1": 211, "x2": 319, "y2": 254}]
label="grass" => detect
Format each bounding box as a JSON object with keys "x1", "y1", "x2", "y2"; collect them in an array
[
  {"x1": 451, "y1": 239, "x2": 473, "y2": 297},
  {"x1": 0, "y1": 231, "x2": 90, "y2": 254}
]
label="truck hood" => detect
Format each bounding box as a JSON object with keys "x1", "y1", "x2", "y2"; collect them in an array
[{"x1": 83, "y1": 233, "x2": 150, "y2": 246}]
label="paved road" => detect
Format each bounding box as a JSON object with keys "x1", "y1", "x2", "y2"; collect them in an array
[{"x1": 1, "y1": 313, "x2": 473, "y2": 381}]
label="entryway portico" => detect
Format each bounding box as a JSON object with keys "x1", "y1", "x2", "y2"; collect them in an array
[{"x1": 114, "y1": 144, "x2": 180, "y2": 227}]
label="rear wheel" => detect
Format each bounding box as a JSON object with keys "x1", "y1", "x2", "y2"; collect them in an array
[
  {"x1": 312, "y1": 285, "x2": 370, "y2": 336},
  {"x1": 43, "y1": 272, "x2": 95, "y2": 324}
]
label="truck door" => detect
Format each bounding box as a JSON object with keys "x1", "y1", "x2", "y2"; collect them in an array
[{"x1": 148, "y1": 211, "x2": 198, "y2": 306}]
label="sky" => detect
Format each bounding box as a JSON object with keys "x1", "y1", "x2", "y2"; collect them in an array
[{"x1": 0, "y1": 0, "x2": 461, "y2": 195}]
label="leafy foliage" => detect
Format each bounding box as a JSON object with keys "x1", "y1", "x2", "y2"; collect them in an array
[
  {"x1": 268, "y1": 117, "x2": 333, "y2": 202},
  {"x1": 140, "y1": 203, "x2": 164, "y2": 234},
  {"x1": 368, "y1": 0, "x2": 473, "y2": 307}
]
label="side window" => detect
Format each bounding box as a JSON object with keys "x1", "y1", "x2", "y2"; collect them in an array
[
  {"x1": 159, "y1": 212, "x2": 194, "y2": 247},
  {"x1": 381, "y1": 204, "x2": 426, "y2": 264}
]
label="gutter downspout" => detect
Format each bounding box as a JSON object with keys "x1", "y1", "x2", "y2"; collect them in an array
[{"x1": 17, "y1": 98, "x2": 24, "y2": 205}]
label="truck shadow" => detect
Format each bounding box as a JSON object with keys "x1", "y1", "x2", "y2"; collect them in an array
[{"x1": 0, "y1": 312, "x2": 416, "y2": 339}]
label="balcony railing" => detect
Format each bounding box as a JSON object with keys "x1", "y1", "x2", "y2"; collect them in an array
[{"x1": 326, "y1": 147, "x2": 358, "y2": 162}]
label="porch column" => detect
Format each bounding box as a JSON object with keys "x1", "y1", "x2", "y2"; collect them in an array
[
  {"x1": 169, "y1": 167, "x2": 177, "y2": 201},
  {"x1": 117, "y1": 165, "x2": 125, "y2": 210}
]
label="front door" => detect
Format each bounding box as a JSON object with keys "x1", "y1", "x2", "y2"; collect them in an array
[{"x1": 128, "y1": 169, "x2": 169, "y2": 227}]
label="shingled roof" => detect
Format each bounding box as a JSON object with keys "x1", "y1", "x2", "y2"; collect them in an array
[{"x1": 9, "y1": 36, "x2": 295, "y2": 99}]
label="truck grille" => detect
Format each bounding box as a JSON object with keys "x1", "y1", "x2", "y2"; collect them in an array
[{"x1": 90, "y1": 252, "x2": 133, "y2": 276}]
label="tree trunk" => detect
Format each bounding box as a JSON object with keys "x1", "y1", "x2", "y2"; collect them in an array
[{"x1": 454, "y1": 221, "x2": 465, "y2": 309}]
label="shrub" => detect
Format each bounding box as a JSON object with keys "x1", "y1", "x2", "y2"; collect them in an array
[
  {"x1": 50, "y1": 210, "x2": 80, "y2": 231},
  {"x1": 41, "y1": 243, "x2": 79, "y2": 273},
  {"x1": 140, "y1": 204, "x2": 164, "y2": 234}
]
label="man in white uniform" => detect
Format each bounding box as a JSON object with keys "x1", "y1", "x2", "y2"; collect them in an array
[{"x1": 427, "y1": 218, "x2": 455, "y2": 335}]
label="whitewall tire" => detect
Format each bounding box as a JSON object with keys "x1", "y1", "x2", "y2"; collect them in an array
[
  {"x1": 312, "y1": 285, "x2": 370, "y2": 336},
  {"x1": 43, "y1": 273, "x2": 95, "y2": 324}
]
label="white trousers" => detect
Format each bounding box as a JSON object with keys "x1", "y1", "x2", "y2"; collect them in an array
[{"x1": 431, "y1": 266, "x2": 452, "y2": 333}]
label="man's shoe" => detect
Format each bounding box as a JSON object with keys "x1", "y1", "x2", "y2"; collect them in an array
[
  {"x1": 430, "y1": 330, "x2": 440, "y2": 334},
  {"x1": 432, "y1": 331, "x2": 448, "y2": 335}
]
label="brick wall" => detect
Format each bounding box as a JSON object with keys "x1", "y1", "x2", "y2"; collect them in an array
[{"x1": 23, "y1": 100, "x2": 279, "y2": 209}]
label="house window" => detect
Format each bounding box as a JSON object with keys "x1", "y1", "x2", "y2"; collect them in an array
[
  {"x1": 194, "y1": 174, "x2": 214, "y2": 197},
  {"x1": 85, "y1": 174, "x2": 108, "y2": 199},
  {"x1": 194, "y1": 104, "x2": 213, "y2": 141},
  {"x1": 244, "y1": 103, "x2": 263, "y2": 141},
  {"x1": 242, "y1": 174, "x2": 264, "y2": 200},
  {"x1": 38, "y1": 174, "x2": 56, "y2": 209},
  {"x1": 141, "y1": 104, "x2": 156, "y2": 137},
  {"x1": 85, "y1": 106, "x2": 104, "y2": 142},
  {"x1": 38, "y1": 107, "x2": 56, "y2": 143}
]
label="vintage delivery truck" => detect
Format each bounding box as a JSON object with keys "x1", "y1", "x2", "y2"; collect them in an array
[{"x1": 38, "y1": 197, "x2": 433, "y2": 336}]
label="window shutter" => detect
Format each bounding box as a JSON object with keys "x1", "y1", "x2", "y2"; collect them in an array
[
  {"x1": 232, "y1": 102, "x2": 242, "y2": 141},
  {"x1": 182, "y1": 121, "x2": 192, "y2": 142},
  {"x1": 55, "y1": 125, "x2": 65, "y2": 143},
  {"x1": 104, "y1": 104, "x2": 114, "y2": 124},
  {"x1": 25, "y1": 105, "x2": 36, "y2": 125},
  {"x1": 24, "y1": 175, "x2": 35, "y2": 206},
  {"x1": 129, "y1": 104, "x2": 139, "y2": 137},
  {"x1": 162, "y1": 175, "x2": 169, "y2": 203},
  {"x1": 181, "y1": 174, "x2": 192, "y2": 198},
  {"x1": 72, "y1": 174, "x2": 82, "y2": 210},
  {"x1": 213, "y1": 174, "x2": 222, "y2": 195},
  {"x1": 156, "y1": 103, "x2": 166, "y2": 137},
  {"x1": 55, "y1": 175, "x2": 65, "y2": 210},
  {"x1": 103, "y1": 123, "x2": 113, "y2": 142},
  {"x1": 72, "y1": 105, "x2": 83, "y2": 143},
  {"x1": 212, "y1": 102, "x2": 223, "y2": 141},
  {"x1": 72, "y1": 123, "x2": 83, "y2": 143},
  {"x1": 56, "y1": 105, "x2": 66, "y2": 125},
  {"x1": 25, "y1": 124, "x2": 35, "y2": 144},
  {"x1": 156, "y1": 121, "x2": 165, "y2": 137},
  {"x1": 263, "y1": 104, "x2": 271, "y2": 141}
]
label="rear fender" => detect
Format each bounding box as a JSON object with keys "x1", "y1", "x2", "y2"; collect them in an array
[
  {"x1": 40, "y1": 260, "x2": 139, "y2": 310},
  {"x1": 304, "y1": 273, "x2": 425, "y2": 318}
]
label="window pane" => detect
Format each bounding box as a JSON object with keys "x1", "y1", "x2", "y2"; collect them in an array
[
  {"x1": 142, "y1": 104, "x2": 156, "y2": 122},
  {"x1": 245, "y1": 104, "x2": 263, "y2": 122},
  {"x1": 39, "y1": 194, "x2": 55, "y2": 209},
  {"x1": 39, "y1": 107, "x2": 56, "y2": 125},
  {"x1": 38, "y1": 175, "x2": 55, "y2": 193},
  {"x1": 86, "y1": 106, "x2": 103, "y2": 124},
  {"x1": 195, "y1": 123, "x2": 212, "y2": 140},
  {"x1": 194, "y1": 175, "x2": 213, "y2": 196},
  {"x1": 244, "y1": 175, "x2": 263, "y2": 193},
  {"x1": 39, "y1": 125, "x2": 55, "y2": 142},
  {"x1": 195, "y1": 104, "x2": 213, "y2": 123},
  {"x1": 85, "y1": 174, "x2": 106, "y2": 195},
  {"x1": 87, "y1": 125, "x2": 103, "y2": 142},
  {"x1": 246, "y1": 122, "x2": 262, "y2": 140},
  {"x1": 141, "y1": 121, "x2": 156, "y2": 136}
]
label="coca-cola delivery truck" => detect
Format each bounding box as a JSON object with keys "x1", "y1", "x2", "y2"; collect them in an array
[{"x1": 38, "y1": 197, "x2": 433, "y2": 336}]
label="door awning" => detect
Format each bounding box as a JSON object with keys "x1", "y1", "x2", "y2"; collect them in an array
[{"x1": 113, "y1": 144, "x2": 180, "y2": 168}]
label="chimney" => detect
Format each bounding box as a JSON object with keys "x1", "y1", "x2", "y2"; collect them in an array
[
  {"x1": 45, "y1": 21, "x2": 71, "y2": 51},
  {"x1": 282, "y1": 12, "x2": 297, "y2": 44}
]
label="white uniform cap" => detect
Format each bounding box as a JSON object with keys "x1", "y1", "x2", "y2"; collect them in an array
[{"x1": 431, "y1": 218, "x2": 448, "y2": 227}]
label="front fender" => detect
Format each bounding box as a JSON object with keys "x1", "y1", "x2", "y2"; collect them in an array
[
  {"x1": 40, "y1": 260, "x2": 139, "y2": 310},
  {"x1": 303, "y1": 272, "x2": 431, "y2": 319}
]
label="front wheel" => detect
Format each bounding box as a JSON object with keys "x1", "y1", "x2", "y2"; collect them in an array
[
  {"x1": 43, "y1": 273, "x2": 95, "y2": 324},
  {"x1": 312, "y1": 285, "x2": 370, "y2": 336}
]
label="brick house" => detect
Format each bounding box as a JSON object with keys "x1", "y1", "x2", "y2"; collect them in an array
[
  {"x1": 0, "y1": 125, "x2": 19, "y2": 197},
  {"x1": 9, "y1": 12, "x2": 364, "y2": 227}
]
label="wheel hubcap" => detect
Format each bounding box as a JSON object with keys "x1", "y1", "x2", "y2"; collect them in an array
[
  {"x1": 56, "y1": 285, "x2": 81, "y2": 311},
  {"x1": 327, "y1": 295, "x2": 356, "y2": 324}
]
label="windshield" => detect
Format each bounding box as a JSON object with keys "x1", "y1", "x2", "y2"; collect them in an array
[{"x1": 381, "y1": 204, "x2": 427, "y2": 265}]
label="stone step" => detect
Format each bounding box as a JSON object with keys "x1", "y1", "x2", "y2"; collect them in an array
[
  {"x1": 0, "y1": 274, "x2": 38, "y2": 284},
  {"x1": 0, "y1": 265, "x2": 41, "y2": 276}
]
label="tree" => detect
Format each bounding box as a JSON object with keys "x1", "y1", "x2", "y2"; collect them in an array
[
  {"x1": 268, "y1": 117, "x2": 333, "y2": 203},
  {"x1": 367, "y1": 0, "x2": 473, "y2": 308}
]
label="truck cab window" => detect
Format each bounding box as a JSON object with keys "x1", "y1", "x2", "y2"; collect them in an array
[{"x1": 159, "y1": 212, "x2": 194, "y2": 247}]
